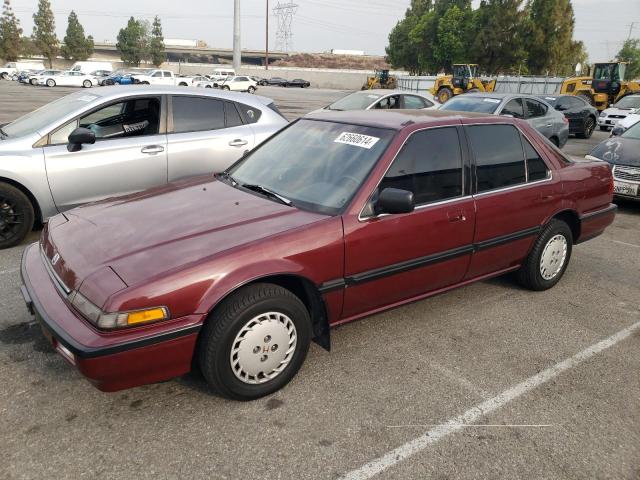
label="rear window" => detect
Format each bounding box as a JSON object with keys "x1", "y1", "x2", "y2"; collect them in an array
[{"x1": 440, "y1": 96, "x2": 501, "y2": 114}]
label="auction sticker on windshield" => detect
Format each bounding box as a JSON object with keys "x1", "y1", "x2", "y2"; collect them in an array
[
  {"x1": 334, "y1": 132, "x2": 380, "y2": 149},
  {"x1": 483, "y1": 98, "x2": 501, "y2": 103}
]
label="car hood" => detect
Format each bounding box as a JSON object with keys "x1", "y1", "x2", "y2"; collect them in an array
[
  {"x1": 45, "y1": 176, "x2": 328, "y2": 290},
  {"x1": 589, "y1": 136, "x2": 640, "y2": 166},
  {"x1": 602, "y1": 107, "x2": 638, "y2": 116}
]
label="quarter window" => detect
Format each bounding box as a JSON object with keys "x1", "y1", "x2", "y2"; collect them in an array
[
  {"x1": 468, "y1": 124, "x2": 526, "y2": 192},
  {"x1": 379, "y1": 127, "x2": 463, "y2": 205},
  {"x1": 224, "y1": 102, "x2": 243, "y2": 128},
  {"x1": 172, "y1": 96, "x2": 225, "y2": 133}
]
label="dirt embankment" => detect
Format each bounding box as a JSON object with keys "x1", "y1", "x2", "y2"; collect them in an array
[{"x1": 273, "y1": 53, "x2": 390, "y2": 70}]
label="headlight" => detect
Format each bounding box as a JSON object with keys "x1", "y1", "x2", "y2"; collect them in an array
[
  {"x1": 70, "y1": 291, "x2": 169, "y2": 329},
  {"x1": 599, "y1": 112, "x2": 606, "y2": 117}
]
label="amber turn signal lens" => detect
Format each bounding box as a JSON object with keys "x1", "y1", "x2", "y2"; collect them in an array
[{"x1": 126, "y1": 308, "x2": 168, "y2": 325}]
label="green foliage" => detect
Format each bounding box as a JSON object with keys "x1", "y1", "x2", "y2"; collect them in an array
[
  {"x1": 116, "y1": 17, "x2": 149, "y2": 66},
  {"x1": 61, "y1": 11, "x2": 94, "y2": 61},
  {"x1": 149, "y1": 16, "x2": 165, "y2": 67},
  {"x1": 616, "y1": 39, "x2": 640, "y2": 81},
  {"x1": 32, "y1": 0, "x2": 58, "y2": 67},
  {"x1": 386, "y1": 0, "x2": 586, "y2": 76},
  {"x1": 0, "y1": 0, "x2": 22, "y2": 62}
]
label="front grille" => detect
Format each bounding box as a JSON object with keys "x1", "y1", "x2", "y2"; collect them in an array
[
  {"x1": 608, "y1": 115, "x2": 626, "y2": 119},
  {"x1": 614, "y1": 165, "x2": 640, "y2": 183}
]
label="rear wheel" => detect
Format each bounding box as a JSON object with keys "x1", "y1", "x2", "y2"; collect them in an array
[
  {"x1": 82, "y1": 80, "x2": 92, "y2": 88},
  {"x1": 437, "y1": 87, "x2": 453, "y2": 104},
  {"x1": 577, "y1": 116, "x2": 595, "y2": 139},
  {"x1": 30, "y1": 78, "x2": 37, "y2": 85},
  {"x1": 222, "y1": 85, "x2": 230, "y2": 91},
  {"x1": 248, "y1": 86, "x2": 256, "y2": 94},
  {"x1": 46, "y1": 79, "x2": 55, "y2": 87},
  {"x1": 179, "y1": 82, "x2": 188, "y2": 86},
  {"x1": 1, "y1": 72, "x2": 8, "y2": 80},
  {"x1": 516, "y1": 219, "x2": 572, "y2": 291},
  {"x1": 0, "y1": 183, "x2": 35, "y2": 249},
  {"x1": 198, "y1": 283, "x2": 311, "y2": 400},
  {"x1": 549, "y1": 136, "x2": 559, "y2": 147}
]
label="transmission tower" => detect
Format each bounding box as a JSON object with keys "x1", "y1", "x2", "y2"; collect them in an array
[{"x1": 273, "y1": 2, "x2": 298, "y2": 52}]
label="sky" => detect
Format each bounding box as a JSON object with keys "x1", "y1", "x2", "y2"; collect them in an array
[{"x1": 8, "y1": 0, "x2": 640, "y2": 62}]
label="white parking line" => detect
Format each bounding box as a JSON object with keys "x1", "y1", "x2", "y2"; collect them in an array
[
  {"x1": 0, "y1": 268, "x2": 18, "y2": 276},
  {"x1": 612, "y1": 240, "x2": 640, "y2": 249},
  {"x1": 340, "y1": 320, "x2": 640, "y2": 480}
]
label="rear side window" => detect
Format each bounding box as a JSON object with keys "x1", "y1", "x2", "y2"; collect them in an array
[
  {"x1": 236, "y1": 102, "x2": 263, "y2": 124},
  {"x1": 172, "y1": 96, "x2": 225, "y2": 133},
  {"x1": 468, "y1": 124, "x2": 526, "y2": 192},
  {"x1": 523, "y1": 136, "x2": 549, "y2": 181},
  {"x1": 524, "y1": 99, "x2": 548, "y2": 118},
  {"x1": 380, "y1": 127, "x2": 463, "y2": 205},
  {"x1": 502, "y1": 98, "x2": 524, "y2": 119},
  {"x1": 403, "y1": 95, "x2": 429, "y2": 109}
]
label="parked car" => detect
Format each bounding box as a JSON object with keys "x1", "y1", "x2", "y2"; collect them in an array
[
  {"x1": 587, "y1": 119, "x2": 640, "y2": 201},
  {"x1": 536, "y1": 94, "x2": 598, "y2": 139},
  {"x1": 597, "y1": 94, "x2": 640, "y2": 131},
  {"x1": 103, "y1": 70, "x2": 144, "y2": 86},
  {"x1": 69, "y1": 61, "x2": 113, "y2": 74},
  {"x1": 440, "y1": 93, "x2": 569, "y2": 147},
  {"x1": 0, "y1": 61, "x2": 45, "y2": 80},
  {"x1": 0, "y1": 86, "x2": 288, "y2": 248},
  {"x1": 39, "y1": 71, "x2": 100, "y2": 88},
  {"x1": 16, "y1": 70, "x2": 42, "y2": 84},
  {"x1": 131, "y1": 69, "x2": 191, "y2": 86},
  {"x1": 90, "y1": 70, "x2": 112, "y2": 84},
  {"x1": 19, "y1": 110, "x2": 615, "y2": 399},
  {"x1": 284, "y1": 78, "x2": 310, "y2": 88},
  {"x1": 258, "y1": 77, "x2": 287, "y2": 86},
  {"x1": 315, "y1": 89, "x2": 436, "y2": 113},
  {"x1": 217, "y1": 76, "x2": 258, "y2": 93},
  {"x1": 28, "y1": 69, "x2": 62, "y2": 85}
]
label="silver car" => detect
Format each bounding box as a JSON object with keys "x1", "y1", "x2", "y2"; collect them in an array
[
  {"x1": 0, "y1": 86, "x2": 288, "y2": 248},
  {"x1": 439, "y1": 93, "x2": 569, "y2": 148},
  {"x1": 313, "y1": 89, "x2": 437, "y2": 113}
]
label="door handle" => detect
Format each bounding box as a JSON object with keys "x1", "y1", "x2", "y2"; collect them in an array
[
  {"x1": 141, "y1": 145, "x2": 164, "y2": 154},
  {"x1": 546, "y1": 123, "x2": 553, "y2": 127},
  {"x1": 229, "y1": 139, "x2": 248, "y2": 147},
  {"x1": 447, "y1": 210, "x2": 466, "y2": 223}
]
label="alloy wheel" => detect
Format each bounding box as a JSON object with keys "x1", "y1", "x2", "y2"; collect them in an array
[{"x1": 0, "y1": 197, "x2": 24, "y2": 244}]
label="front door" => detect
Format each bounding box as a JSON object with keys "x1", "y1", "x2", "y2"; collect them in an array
[
  {"x1": 44, "y1": 96, "x2": 167, "y2": 212},
  {"x1": 342, "y1": 126, "x2": 475, "y2": 318},
  {"x1": 167, "y1": 95, "x2": 255, "y2": 180}
]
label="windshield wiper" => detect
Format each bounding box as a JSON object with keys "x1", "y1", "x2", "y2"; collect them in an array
[
  {"x1": 242, "y1": 184, "x2": 292, "y2": 206},
  {"x1": 0, "y1": 127, "x2": 7, "y2": 139},
  {"x1": 215, "y1": 171, "x2": 237, "y2": 185}
]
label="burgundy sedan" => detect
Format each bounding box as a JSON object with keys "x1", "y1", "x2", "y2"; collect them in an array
[{"x1": 21, "y1": 110, "x2": 616, "y2": 400}]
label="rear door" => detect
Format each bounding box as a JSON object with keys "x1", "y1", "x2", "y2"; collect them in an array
[
  {"x1": 524, "y1": 98, "x2": 553, "y2": 138},
  {"x1": 167, "y1": 95, "x2": 256, "y2": 180},
  {"x1": 44, "y1": 95, "x2": 168, "y2": 211}
]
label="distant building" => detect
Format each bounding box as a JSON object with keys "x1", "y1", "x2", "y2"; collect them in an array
[{"x1": 331, "y1": 49, "x2": 365, "y2": 56}]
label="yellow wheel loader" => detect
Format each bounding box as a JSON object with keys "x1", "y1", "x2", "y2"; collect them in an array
[
  {"x1": 429, "y1": 64, "x2": 497, "y2": 103},
  {"x1": 560, "y1": 62, "x2": 640, "y2": 111},
  {"x1": 362, "y1": 69, "x2": 397, "y2": 90}
]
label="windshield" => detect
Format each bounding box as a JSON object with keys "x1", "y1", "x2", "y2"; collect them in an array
[
  {"x1": 621, "y1": 120, "x2": 640, "y2": 140},
  {"x1": 227, "y1": 119, "x2": 395, "y2": 215},
  {"x1": 3, "y1": 92, "x2": 99, "y2": 138},
  {"x1": 328, "y1": 92, "x2": 383, "y2": 111},
  {"x1": 439, "y1": 96, "x2": 501, "y2": 113},
  {"x1": 614, "y1": 96, "x2": 640, "y2": 109}
]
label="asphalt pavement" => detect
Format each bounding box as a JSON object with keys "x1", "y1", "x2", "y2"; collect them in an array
[{"x1": 0, "y1": 81, "x2": 638, "y2": 480}]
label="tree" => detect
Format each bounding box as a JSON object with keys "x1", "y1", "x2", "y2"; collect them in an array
[
  {"x1": 61, "y1": 11, "x2": 94, "y2": 61},
  {"x1": 148, "y1": 16, "x2": 165, "y2": 67},
  {"x1": 116, "y1": 17, "x2": 148, "y2": 66},
  {"x1": 616, "y1": 39, "x2": 640, "y2": 81},
  {"x1": 471, "y1": 0, "x2": 528, "y2": 74},
  {"x1": 0, "y1": 0, "x2": 22, "y2": 62},
  {"x1": 525, "y1": 0, "x2": 577, "y2": 75},
  {"x1": 433, "y1": 5, "x2": 468, "y2": 71},
  {"x1": 32, "y1": 0, "x2": 58, "y2": 67}
]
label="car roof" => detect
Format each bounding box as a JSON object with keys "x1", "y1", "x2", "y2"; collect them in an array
[
  {"x1": 305, "y1": 109, "x2": 499, "y2": 130},
  {"x1": 70, "y1": 85, "x2": 274, "y2": 107}
]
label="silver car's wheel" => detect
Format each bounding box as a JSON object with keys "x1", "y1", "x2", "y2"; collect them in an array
[
  {"x1": 230, "y1": 312, "x2": 297, "y2": 385},
  {"x1": 46, "y1": 79, "x2": 55, "y2": 87},
  {"x1": 539, "y1": 234, "x2": 568, "y2": 280},
  {"x1": 82, "y1": 80, "x2": 92, "y2": 88}
]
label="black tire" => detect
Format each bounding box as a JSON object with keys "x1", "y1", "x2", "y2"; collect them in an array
[
  {"x1": 82, "y1": 80, "x2": 92, "y2": 88},
  {"x1": 46, "y1": 79, "x2": 55, "y2": 87},
  {"x1": 1, "y1": 72, "x2": 8, "y2": 80},
  {"x1": 179, "y1": 82, "x2": 187, "y2": 86},
  {"x1": 30, "y1": 78, "x2": 37, "y2": 85},
  {"x1": 198, "y1": 283, "x2": 311, "y2": 400},
  {"x1": 248, "y1": 86, "x2": 256, "y2": 94},
  {"x1": 222, "y1": 85, "x2": 230, "y2": 91},
  {"x1": 437, "y1": 87, "x2": 453, "y2": 104},
  {"x1": 549, "y1": 136, "x2": 559, "y2": 147},
  {"x1": 0, "y1": 183, "x2": 35, "y2": 249},
  {"x1": 577, "y1": 116, "x2": 595, "y2": 139},
  {"x1": 141, "y1": 81, "x2": 150, "y2": 85},
  {"x1": 205, "y1": 85, "x2": 212, "y2": 88},
  {"x1": 516, "y1": 219, "x2": 573, "y2": 291}
]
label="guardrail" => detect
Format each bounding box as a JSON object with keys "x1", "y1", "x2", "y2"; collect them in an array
[{"x1": 397, "y1": 75, "x2": 565, "y2": 96}]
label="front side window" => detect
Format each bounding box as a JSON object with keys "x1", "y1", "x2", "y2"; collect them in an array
[
  {"x1": 374, "y1": 95, "x2": 400, "y2": 109},
  {"x1": 227, "y1": 119, "x2": 395, "y2": 215},
  {"x1": 152, "y1": 71, "x2": 162, "y2": 77},
  {"x1": 468, "y1": 124, "x2": 526, "y2": 192},
  {"x1": 502, "y1": 98, "x2": 525, "y2": 119},
  {"x1": 327, "y1": 92, "x2": 383, "y2": 111},
  {"x1": 172, "y1": 96, "x2": 225, "y2": 133},
  {"x1": 379, "y1": 127, "x2": 463, "y2": 205},
  {"x1": 79, "y1": 97, "x2": 160, "y2": 139},
  {"x1": 524, "y1": 99, "x2": 548, "y2": 118},
  {"x1": 163, "y1": 71, "x2": 172, "y2": 78}
]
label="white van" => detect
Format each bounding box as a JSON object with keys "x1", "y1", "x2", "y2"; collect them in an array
[
  {"x1": 211, "y1": 68, "x2": 235, "y2": 78},
  {"x1": 0, "y1": 61, "x2": 46, "y2": 79},
  {"x1": 70, "y1": 61, "x2": 113, "y2": 74}
]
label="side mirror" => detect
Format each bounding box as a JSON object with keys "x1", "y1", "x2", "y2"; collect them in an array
[
  {"x1": 67, "y1": 127, "x2": 95, "y2": 152},
  {"x1": 610, "y1": 126, "x2": 624, "y2": 137},
  {"x1": 375, "y1": 188, "x2": 414, "y2": 215}
]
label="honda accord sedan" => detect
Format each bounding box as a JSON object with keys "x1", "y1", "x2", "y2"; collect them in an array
[
  {"x1": 21, "y1": 110, "x2": 616, "y2": 400},
  {"x1": 439, "y1": 93, "x2": 569, "y2": 148},
  {"x1": 0, "y1": 86, "x2": 287, "y2": 248}
]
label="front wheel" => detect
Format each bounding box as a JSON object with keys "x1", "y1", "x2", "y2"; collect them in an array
[
  {"x1": 222, "y1": 85, "x2": 230, "y2": 91},
  {"x1": 577, "y1": 117, "x2": 595, "y2": 139},
  {"x1": 0, "y1": 183, "x2": 35, "y2": 249},
  {"x1": 198, "y1": 283, "x2": 311, "y2": 400},
  {"x1": 516, "y1": 219, "x2": 572, "y2": 291},
  {"x1": 437, "y1": 87, "x2": 453, "y2": 104},
  {"x1": 46, "y1": 79, "x2": 55, "y2": 87},
  {"x1": 82, "y1": 80, "x2": 92, "y2": 88},
  {"x1": 248, "y1": 86, "x2": 256, "y2": 94},
  {"x1": 1, "y1": 73, "x2": 8, "y2": 80},
  {"x1": 30, "y1": 78, "x2": 37, "y2": 85}
]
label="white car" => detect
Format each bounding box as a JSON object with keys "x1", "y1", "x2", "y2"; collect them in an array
[
  {"x1": 40, "y1": 71, "x2": 100, "y2": 88},
  {"x1": 311, "y1": 89, "x2": 437, "y2": 114},
  {"x1": 28, "y1": 69, "x2": 62, "y2": 85},
  {"x1": 217, "y1": 76, "x2": 258, "y2": 93},
  {"x1": 598, "y1": 94, "x2": 640, "y2": 131}
]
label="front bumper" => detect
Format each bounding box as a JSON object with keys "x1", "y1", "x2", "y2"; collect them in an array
[{"x1": 20, "y1": 243, "x2": 204, "y2": 392}]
